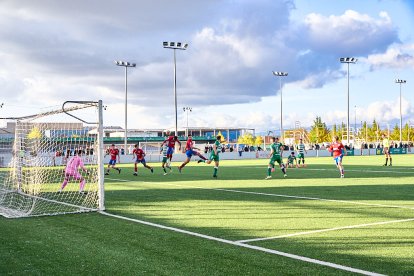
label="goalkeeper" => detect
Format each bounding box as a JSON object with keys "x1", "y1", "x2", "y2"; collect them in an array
[{"x1": 59, "y1": 150, "x2": 89, "y2": 194}]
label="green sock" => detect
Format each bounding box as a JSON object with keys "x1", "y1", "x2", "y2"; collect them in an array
[
  {"x1": 267, "y1": 168, "x2": 271, "y2": 176},
  {"x1": 163, "y1": 168, "x2": 166, "y2": 173},
  {"x1": 213, "y1": 167, "x2": 218, "y2": 176}
]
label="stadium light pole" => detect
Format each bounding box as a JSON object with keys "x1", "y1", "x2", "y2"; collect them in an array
[
  {"x1": 114, "y1": 60, "x2": 136, "y2": 154},
  {"x1": 272, "y1": 71, "x2": 288, "y2": 141},
  {"x1": 354, "y1": 105, "x2": 357, "y2": 137},
  {"x1": 265, "y1": 130, "x2": 274, "y2": 150},
  {"x1": 183, "y1": 107, "x2": 192, "y2": 137},
  {"x1": 395, "y1": 79, "x2": 406, "y2": 143},
  {"x1": 340, "y1": 57, "x2": 357, "y2": 145},
  {"x1": 163, "y1": 41, "x2": 189, "y2": 138}
]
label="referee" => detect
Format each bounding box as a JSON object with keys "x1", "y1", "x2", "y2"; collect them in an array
[{"x1": 382, "y1": 134, "x2": 392, "y2": 166}]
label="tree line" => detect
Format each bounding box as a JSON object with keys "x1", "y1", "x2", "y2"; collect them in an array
[{"x1": 236, "y1": 117, "x2": 414, "y2": 146}]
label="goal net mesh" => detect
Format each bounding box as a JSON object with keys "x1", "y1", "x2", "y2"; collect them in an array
[{"x1": 0, "y1": 102, "x2": 103, "y2": 218}]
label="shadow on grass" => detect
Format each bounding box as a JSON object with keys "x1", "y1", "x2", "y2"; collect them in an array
[
  {"x1": 105, "y1": 163, "x2": 414, "y2": 183},
  {"x1": 103, "y1": 182, "x2": 414, "y2": 275}
]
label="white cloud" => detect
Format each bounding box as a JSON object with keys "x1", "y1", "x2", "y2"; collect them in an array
[
  {"x1": 303, "y1": 10, "x2": 398, "y2": 55},
  {"x1": 0, "y1": 1, "x2": 411, "y2": 131},
  {"x1": 363, "y1": 43, "x2": 414, "y2": 70},
  {"x1": 309, "y1": 97, "x2": 414, "y2": 127}
]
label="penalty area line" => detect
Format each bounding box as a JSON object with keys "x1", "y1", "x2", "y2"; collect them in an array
[
  {"x1": 237, "y1": 217, "x2": 414, "y2": 243},
  {"x1": 99, "y1": 211, "x2": 384, "y2": 276}
]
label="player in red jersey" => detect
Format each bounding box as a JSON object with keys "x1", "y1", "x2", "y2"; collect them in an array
[
  {"x1": 178, "y1": 134, "x2": 206, "y2": 173},
  {"x1": 105, "y1": 144, "x2": 121, "y2": 175},
  {"x1": 132, "y1": 144, "x2": 154, "y2": 176},
  {"x1": 327, "y1": 136, "x2": 347, "y2": 178},
  {"x1": 162, "y1": 131, "x2": 181, "y2": 164}
]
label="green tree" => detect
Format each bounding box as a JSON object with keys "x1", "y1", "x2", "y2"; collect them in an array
[
  {"x1": 360, "y1": 121, "x2": 368, "y2": 142},
  {"x1": 27, "y1": 127, "x2": 43, "y2": 139},
  {"x1": 390, "y1": 124, "x2": 400, "y2": 141},
  {"x1": 308, "y1": 117, "x2": 330, "y2": 143},
  {"x1": 237, "y1": 133, "x2": 255, "y2": 145},
  {"x1": 254, "y1": 136, "x2": 264, "y2": 147},
  {"x1": 216, "y1": 131, "x2": 227, "y2": 142},
  {"x1": 402, "y1": 122, "x2": 414, "y2": 142},
  {"x1": 367, "y1": 119, "x2": 380, "y2": 142},
  {"x1": 329, "y1": 124, "x2": 338, "y2": 140}
]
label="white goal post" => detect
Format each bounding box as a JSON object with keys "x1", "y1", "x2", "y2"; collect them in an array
[{"x1": 0, "y1": 100, "x2": 104, "y2": 218}]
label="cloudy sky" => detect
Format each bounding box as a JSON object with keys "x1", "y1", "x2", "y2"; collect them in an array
[{"x1": 0, "y1": 0, "x2": 413, "y2": 133}]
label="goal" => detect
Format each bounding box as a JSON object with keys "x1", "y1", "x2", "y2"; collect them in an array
[{"x1": 0, "y1": 101, "x2": 104, "y2": 218}]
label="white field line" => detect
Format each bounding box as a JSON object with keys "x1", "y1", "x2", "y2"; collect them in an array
[
  {"x1": 242, "y1": 166, "x2": 414, "y2": 174},
  {"x1": 212, "y1": 187, "x2": 414, "y2": 210},
  {"x1": 307, "y1": 168, "x2": 414, "y2": 174},
  {"x1": 237, "y1": 217, "x2": 414, "y2": 243},
  {"x1": 106, "y1": 177, "x2": 414, "y2": 211},
  {"x1": 106, "y1": 178, "x2": 130, "y2": 182},
  {"x1": 100, "y1": 211, "x2": 384, "y2": 276}
]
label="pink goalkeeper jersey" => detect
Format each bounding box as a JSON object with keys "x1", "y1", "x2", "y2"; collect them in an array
[{"x1": 65, "y1": 156, "x2": 84, "y2": 174}]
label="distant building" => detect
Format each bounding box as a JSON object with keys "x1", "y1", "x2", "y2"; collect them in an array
[
  {"x1": 1, "y1": 122, "x2": 255, "y2": 144},
  {"x1": 0, "y1": 122, "x2": 15, "y2": 139},
  {"x1": 88, "y1": 126, "x2": 254, "y2": 143}
]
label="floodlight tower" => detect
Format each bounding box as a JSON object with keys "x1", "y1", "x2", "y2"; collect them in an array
[
  {"x1": 272, "y1": 71, "x2": 288, "y2": 141},
  {"x1": 354, "y1": 105, "x2": 357, "y2": 137},
  {"x1": 163, "y1": 41, "x2": 189, "y2": 137},
  {"x1": 395, "y1": 79, "x2": 407, "y2": 143},
  {"x1": 340, "y1": 57, "x2": 358, "y2": 145},
  {"x1": 183, "y1": 107, "x2": 192, "y2": 137},
  {"x1": 115, "y1": 60, "x2": 136, "y2": 153}
]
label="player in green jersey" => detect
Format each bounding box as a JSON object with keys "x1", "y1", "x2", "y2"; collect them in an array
[
  {"x1": 160, "y1": 143, "x2": 172, "y2": 175},
  {"x1": 198, "y1": 135, "x2": 222, "y2": 178},
  {"x1": 286, "y1": 152, "x2": 298, "y2": 168},
  {"x1": 296, "y1": 138, "x2": 307, "y2": 167},
  {"x1": 265, "y1": 137, "x2": 287, "y2": 179}
]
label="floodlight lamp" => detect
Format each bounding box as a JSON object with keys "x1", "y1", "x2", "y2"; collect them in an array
[
  {"x1": 183, "y1": 43, "x2": 189, "y2": 49},
  {"x1": 170, "y1": 42, "x2": 175, "y2": 47},
  {"x1": 177, "y1": 42, "x2": 182, "y2": 47},
  {"x1": 272, "y1": 71, "x2": 288, "y2": 76},
  {"x1": 340, "y1": 57, "x2": 357, "y2": 63},
  {"x1": 163, "y1": 41, "x2": 168, "y2": 47}
]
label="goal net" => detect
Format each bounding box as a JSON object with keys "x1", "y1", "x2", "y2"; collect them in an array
[{"x1": 0, "y1": 101, "x2": 104, "y2": 218}]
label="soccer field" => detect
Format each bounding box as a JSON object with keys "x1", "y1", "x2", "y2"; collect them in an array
[{"x1": 1, "y1": 155, "x2": 414, "y2": 275}]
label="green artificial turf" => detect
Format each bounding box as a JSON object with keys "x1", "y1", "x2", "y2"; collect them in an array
[{"x1": 1, "y1": 154, "x2": 413, "y2": 275}]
